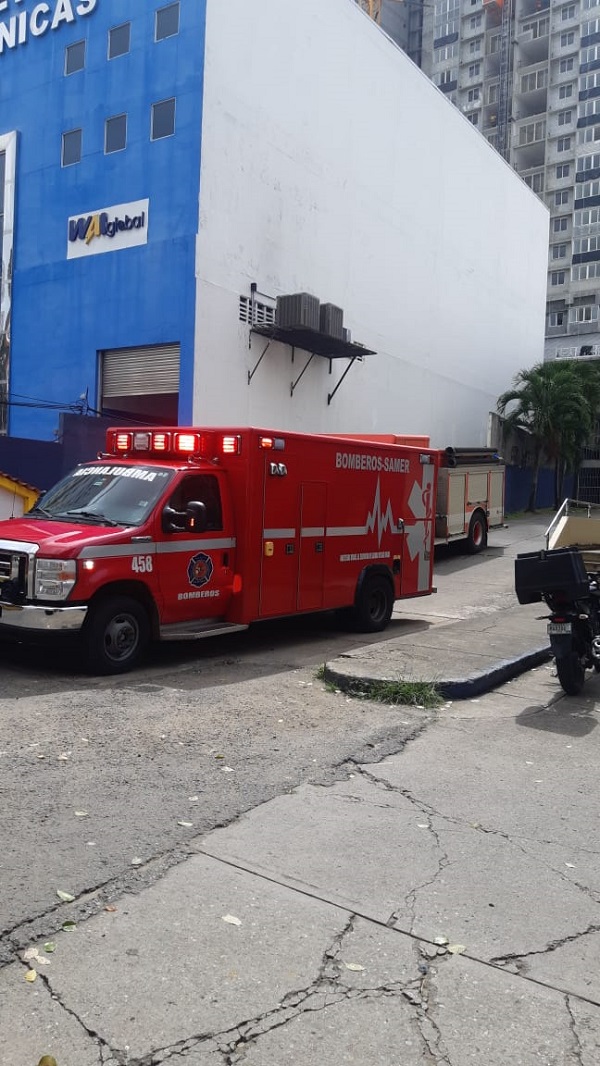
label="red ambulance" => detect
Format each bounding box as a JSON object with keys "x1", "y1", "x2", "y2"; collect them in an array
[{"x1": 0, "y1": 427, "x2": 439, "y2": 673}]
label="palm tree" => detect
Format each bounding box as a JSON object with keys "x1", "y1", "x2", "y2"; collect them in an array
[{"x1": 497, "y1": 360, "x2": 600, "y2": 511}]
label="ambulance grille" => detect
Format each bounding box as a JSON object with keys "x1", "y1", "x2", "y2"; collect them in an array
[{"x1": 0, "y1": 551, "x2": 27, "y2": 603}]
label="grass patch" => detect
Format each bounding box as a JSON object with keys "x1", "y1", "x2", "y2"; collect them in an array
[{"x1": 317, "y1": 666, "x2": 441, "y2": 709}]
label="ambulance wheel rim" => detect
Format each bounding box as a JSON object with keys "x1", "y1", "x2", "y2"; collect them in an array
[
  {"x1": 368, "y1": 588, "x2": 388, "y2": 625},
  {"x1": 103, "y1": 612, "x2": 140, "y2": 662}
]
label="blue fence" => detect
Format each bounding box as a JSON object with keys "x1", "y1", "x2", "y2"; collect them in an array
[{"x1": 505, "y1": 465, "x2": 574, "y2": 514}]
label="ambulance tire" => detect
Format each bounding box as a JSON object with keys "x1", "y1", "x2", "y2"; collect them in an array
[
  {"x1": 83, "y1": 595, "x2": 150, "y2": 675},
  {"x1": 466, "y1": 511, "x2": 487, "y2": 555},
  {"x1": 352, "y1": 575, "x2": 394, "y2": 633}
]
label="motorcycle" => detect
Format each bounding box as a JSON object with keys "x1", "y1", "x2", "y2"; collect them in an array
[{"x1": 515, "y1": 544, "x2": 600, "y2": 696}]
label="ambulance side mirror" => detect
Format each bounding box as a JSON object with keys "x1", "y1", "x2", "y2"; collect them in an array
[{"x1": 185, "y1": 500, "x2": 208, "y2": 534}]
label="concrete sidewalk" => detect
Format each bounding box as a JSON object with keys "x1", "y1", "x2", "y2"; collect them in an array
[
  {"x1": 6, "y1": 651, "x2": 600, "y2": 1066},
  {"x1": 324, "y1": 601, "x2": 552, "y2": 698},
  {"x1": 8, "y1": 515, "x2": 600, "y2": 1066}
]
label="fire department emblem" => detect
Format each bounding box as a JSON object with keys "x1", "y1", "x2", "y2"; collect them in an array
[{"x1": 187, "y1": 552, "x2": 213, "y2": 589}]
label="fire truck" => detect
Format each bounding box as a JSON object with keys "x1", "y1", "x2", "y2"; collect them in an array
[
  {"x1": 0, "y1": 427, "x2": 440, "y2": 674},
  {"x1": 337, "y1": 436, "x2": 505, "y2": 554}
]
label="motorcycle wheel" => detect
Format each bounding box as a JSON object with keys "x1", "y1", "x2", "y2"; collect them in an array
[{"x1": 556, "y1": 652, "x2": 586, "y2": 696}]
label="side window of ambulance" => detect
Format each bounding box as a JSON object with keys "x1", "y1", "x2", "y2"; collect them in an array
[{"x1": 165, "y1": 475, "x2": 223, "y2": 533}]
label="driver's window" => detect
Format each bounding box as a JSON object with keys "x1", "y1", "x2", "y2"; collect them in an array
[{"x1": 165, "y1": 475, "x2": 223, "y2": 533}]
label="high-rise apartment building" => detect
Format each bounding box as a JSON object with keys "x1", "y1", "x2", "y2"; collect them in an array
[
  {"x1": 419, "y1": 0, "x2": 600, "y2": 360},
  {"x1": 358, "y1": 0, "x2": 600, "y2": 360}
]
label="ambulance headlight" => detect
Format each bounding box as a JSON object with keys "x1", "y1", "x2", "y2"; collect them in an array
[{"x1": 34, "y1": 558, "x2": 77, "y2": 601}]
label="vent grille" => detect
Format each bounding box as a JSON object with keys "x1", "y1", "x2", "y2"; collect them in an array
[{"x1": 239, "y1": 295, "x2": 276, "y2": 326}]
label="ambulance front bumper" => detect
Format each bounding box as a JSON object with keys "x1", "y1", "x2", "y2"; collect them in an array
[{"x1": 0, "y1": 603, "x2": 88, "y2": 633}]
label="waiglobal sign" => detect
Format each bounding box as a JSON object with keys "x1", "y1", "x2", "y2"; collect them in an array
[
  {"x1": 0, "y1": 0, "x2": 98, "y2": 55},
  {"x1": 67, "y1": 199, "x2": 149, "y2": 259}
]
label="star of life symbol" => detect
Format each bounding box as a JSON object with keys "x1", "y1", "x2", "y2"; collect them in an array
[{"x1": 406, "y1": 467, "x2": 435, "y2": 591}]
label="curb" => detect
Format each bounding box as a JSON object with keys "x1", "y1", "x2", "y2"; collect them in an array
[{"x1": 323, "y1": 645, "x2": 552, "y2": 702}]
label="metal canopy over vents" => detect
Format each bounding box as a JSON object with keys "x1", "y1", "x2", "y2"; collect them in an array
[
  {"x1": 102, "y1": 344, "x2": 180, "y2": 397},
  {"x1": 246, "y1": 285, "x2": 377, "y2": 404}
]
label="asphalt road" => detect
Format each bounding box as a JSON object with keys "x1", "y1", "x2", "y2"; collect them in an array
[{"x1": 0, "y1": 516, "x2": 549, "y2": 960}]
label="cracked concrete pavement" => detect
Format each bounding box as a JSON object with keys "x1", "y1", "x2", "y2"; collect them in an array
[
  {"x1": 3, "y1": 516, "x2": 600, "y2": 1064},
  {"x1": 5, "y1": 660, "x2": 600, "y2": 1064}
]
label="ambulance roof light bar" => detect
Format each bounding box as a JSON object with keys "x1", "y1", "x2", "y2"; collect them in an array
[{"x1": 107, "y1": 429, "x2": 244, "y2": 459}]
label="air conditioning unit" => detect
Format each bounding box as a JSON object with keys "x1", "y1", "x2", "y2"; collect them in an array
[
  {"x1": 320, "y1": 303, "x2": 344, "y2": 339},
  {"x1": 276, "y1": 293, "x2": 320, "y2": 331}
]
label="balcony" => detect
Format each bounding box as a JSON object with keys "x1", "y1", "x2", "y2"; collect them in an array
[{"x1": 516, "y1": 17, "x2": 550, "y2": 63}]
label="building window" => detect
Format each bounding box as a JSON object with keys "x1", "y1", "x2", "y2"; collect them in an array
[
  {"x1": 469, "y1": 38, "x2": 481, "y2": 53},
  {"x1": 525, "y1": 171, "x2": 545, "y2": 193},
  {"x1": 467, "y1": 112, "x2": 479, "y2": 125},
  {"x1": 470, "y1": 13, "x2": 482, "y2": 27},
  {"x1": 560, "y1": 31, "x2": 575, "y2": 46},
  {"x1": 557, "y1": 136, "x2": 572, "y2": 151},
  {"x1": 555, "y1": 189, "x2": 570, "y2": 205},
  {"x1": 61, "y1": 128, "x2": 82, "y2": 167},
  {"x1": 65, "y1": 40, "x2": 85, "y2": 75},
  {"x1": 551, "y1": 271, "x2": 566, "y2": 285},
  {"x1": 570, "y1": 304, "x2": 599, "y2": 323},
  {"x1": 468, "y1": 62, "x2": 481, "y2": 77},
  {"x1": 548, "y1": 311, "x2": 565, "y2": 326},
  {"x1": 519, "y1": 119, "x2": 545, "y2": 145},
  {"x1": 562, "y1": 4, "x2": 576, "y2": 18},
  {"x1": 574, "y1": 235, "x2": 600, "y2": 253},
  {"x1": 487, "y1": 83, "x2": 499, "y2": 104},
  {"x1": 559, "y1": 84, "x2": 574, "y2": 99},
  {"x1": 573, "y1": 262, "x2": 600, "y2": 279},
  {"x1": 439, "y1": 68, "x2": 457, "y2": 86},
  {"x1": 467, "y1": 87, "x2": 480, "y2": 103},
  {"x1": 560, "y1": 57, "x2": 575, "y2": 72},
  {"x1": 575, "y1": 205, "x2": 600, "y2": 226},
  {"x1": 558, "y1": 110, "x2": 573, "y2": 125},
  {"x1": 151, "y1": 97, "x2": 176, "y2": 140},
  {"x1": 579, "y1": 125, "x2": 600, "y2": 144},
  {"x1": 552, "y1": 243, "x2": 568, "y2": 259},
  {"x1": 156, "y1": 2, "x2": 180, "y2": 40},
  {"x1": 553, "y1": 216, "x2": 569, "y2": 232},
  {"x1": 105, "y1": 114, "x2": 127, "y2": 154},
  {"x1": 108, "y1": 22, "x2": 131, "y2": 59},
  {"x1": 556, "y1": 163, "x2": 570, "y2": 178}
]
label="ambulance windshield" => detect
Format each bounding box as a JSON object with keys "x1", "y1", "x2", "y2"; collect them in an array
[{"x1": 27, "y1": 464, "x2": 175, "y2": 528}]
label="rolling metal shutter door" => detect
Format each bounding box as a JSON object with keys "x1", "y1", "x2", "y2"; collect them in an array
[{"x1": 102, "y1": 344, "x2": 180, "y2": 397}]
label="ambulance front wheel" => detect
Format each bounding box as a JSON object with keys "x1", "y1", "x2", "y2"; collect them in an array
[
  {"x1": 83, "y1": 595, "x2": 150, "y2": 675},
  {"x1": 352, "y1": 574, "x2": 394, "y2": 633}
]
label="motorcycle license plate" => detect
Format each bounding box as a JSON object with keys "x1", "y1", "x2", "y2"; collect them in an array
[{"x1": 548, "y1": 622, "x2": 572, "y2": 635}]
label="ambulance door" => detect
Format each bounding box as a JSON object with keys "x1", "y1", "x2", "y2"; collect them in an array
[
  {"x1": 297, "y1": 482, "x2": 327, "y2": 612},
  {"x1": 259, "y1": 459, "x2": 300, "y2": 617},
  {"x1": 401, "y1": 459, "x2": 436, "y2": 596},
  {"x1": 156, "y1": 473, "x2": 236, "y2": 625}
]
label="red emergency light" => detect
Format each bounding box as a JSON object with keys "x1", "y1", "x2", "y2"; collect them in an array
[{"x1": 106, "y1": 428, "x2": 243, "y2": 459}]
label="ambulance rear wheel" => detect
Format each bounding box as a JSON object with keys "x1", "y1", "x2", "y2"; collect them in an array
[
  {"x1": 466, "y1": 511, "x2": 487, "y2": 554},
  {"x1": 83, "y1": 595, "x2": 150, "y2": 675},
  {"x1": 352, "y1": 575, "x2": 394, "y2": 633}
]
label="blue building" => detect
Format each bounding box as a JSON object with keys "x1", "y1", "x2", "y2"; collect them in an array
[{"x1": 0, "y1": 0, "x2": 206, "y2": 440}]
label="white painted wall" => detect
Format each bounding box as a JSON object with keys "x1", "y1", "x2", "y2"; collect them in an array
[
  {"x1": 195, "y1": 0, "x2": 549, "y2": 447},
  {"x1": 0, "y1": 486, "x2": 25, "y2": 520}
]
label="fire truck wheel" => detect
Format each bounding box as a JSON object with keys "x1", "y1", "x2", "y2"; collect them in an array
[
  {"x1": 352, "y1": 575, "x2": 394, "y2": 633},
  {"x1": 83, "y1": 595, "x2": 150, "y2": 675},
  {"x1": 466, "y1": 511, "x2": 487, "y2": 555}
]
